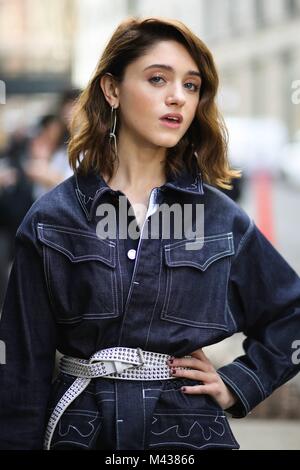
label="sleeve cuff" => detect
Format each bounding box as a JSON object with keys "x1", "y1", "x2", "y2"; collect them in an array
[{"x1": 217, "y1": 361, "x2": 267, "y2": 418}]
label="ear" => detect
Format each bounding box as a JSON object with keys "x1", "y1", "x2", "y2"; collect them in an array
[{"x1": 100, "y1": 73, "x2": 119, "y2": 108}]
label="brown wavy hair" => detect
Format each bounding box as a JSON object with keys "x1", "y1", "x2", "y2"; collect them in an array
[{"x1": 68, "y1": 16, "x2": 241, "y2": 189}]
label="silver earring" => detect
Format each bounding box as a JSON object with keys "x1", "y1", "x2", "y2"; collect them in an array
[{"x1": 109, "y1": 105, "x2": 118, "y2": 158}]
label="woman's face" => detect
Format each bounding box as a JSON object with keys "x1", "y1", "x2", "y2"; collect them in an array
[{"x1": 115, "y1": 40, "x2": 201, "y2": 150}]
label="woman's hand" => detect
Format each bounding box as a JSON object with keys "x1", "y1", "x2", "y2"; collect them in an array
[{"x1": 167, "y1": 348, "x2": 238, "y2": 410}]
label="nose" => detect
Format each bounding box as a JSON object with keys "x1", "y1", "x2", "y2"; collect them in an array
[{"x1": 165, "y1": 83, "x2": 186, "y2": 108}]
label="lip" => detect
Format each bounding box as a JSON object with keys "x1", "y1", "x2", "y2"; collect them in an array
[
  {"x1": 160, "y1": 120, "x2": 181, "y2": 129},
  {"x1": 159, "y1": 113, "x2": 183, "y2": 129}
]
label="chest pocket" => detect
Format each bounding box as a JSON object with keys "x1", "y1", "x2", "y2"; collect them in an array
[
  {"x1": 161, "y1": 232, "x2": 235, "y2": 331},
  {"x1": 37, "y1": 223, "x2": 119, "y2": 324}
]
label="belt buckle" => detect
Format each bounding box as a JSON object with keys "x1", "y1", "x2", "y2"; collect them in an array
[
  {"x1": 112, "y1": 348, "x2": 145, "y2": 374},
  {"x1": 136, "y1": 347, "x2": 145, "y2": 366}
]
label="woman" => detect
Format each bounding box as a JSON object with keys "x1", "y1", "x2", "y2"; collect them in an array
[{"x1": 0, "y1": 16, "x2": 299, "y2": 450}]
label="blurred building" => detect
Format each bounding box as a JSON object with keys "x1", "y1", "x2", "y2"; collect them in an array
[
  {"x1": 0, "y1": 0, "x2": 75, "y2": 147},
  {"x1": 201, "y1": 0, "x2": 300, "y2": 140},
  {"x1": 0, "y1": 0, "x2": 74, "y2": 92},
  {"x1": 72, "y1": 0, "x2": 130, "y2": 87},
  {"x1": 2, "y1": 0, "x2": 299, "y2": 141}
]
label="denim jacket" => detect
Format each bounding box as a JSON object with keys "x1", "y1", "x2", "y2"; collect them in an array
[{"x1": 0, "y1": 159, "x2": 300, "y2": 450}]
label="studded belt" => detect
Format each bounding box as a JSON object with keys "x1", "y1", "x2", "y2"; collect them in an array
[{"x1": 44, "y1": 347, "x2": 192, "y2": 450}]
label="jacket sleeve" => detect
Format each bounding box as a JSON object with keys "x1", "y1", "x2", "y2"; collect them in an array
[
  {"x1": 217, "y1": 218, "x2": 300, "y2": 418},
  {"x1": 0, "y1": 213, "x2": 57, "y2": 449}
]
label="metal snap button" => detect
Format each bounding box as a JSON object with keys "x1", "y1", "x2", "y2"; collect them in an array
[{"x1": 127, "y1": 249, "x2": 136, "y2": 260}]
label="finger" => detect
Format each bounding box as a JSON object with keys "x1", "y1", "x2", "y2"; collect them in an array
[
  {"x1": 191, "y1": 350, "x2": 215, "y2": 371},
  {"x1": 180, "y1": 384, "x2": 214, "y2": 396},
  {"x1": 168, "y1": 357, "x2": 212, "y2": 373},
  {"x1": 170, "y1": 368, "x2": 213, "y2": 383},
  {"x1": 190, "y1": 348, "x2": 210, "y2": 363}
]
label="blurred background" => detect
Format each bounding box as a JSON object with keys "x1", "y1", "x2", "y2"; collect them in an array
[{"x1": 0, "y1": 0, "x2": 299, "y2": 449}]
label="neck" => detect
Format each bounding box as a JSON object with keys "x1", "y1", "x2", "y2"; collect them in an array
[{"x1": 106, "y1": 131, "x2": 167, "y2": 192}]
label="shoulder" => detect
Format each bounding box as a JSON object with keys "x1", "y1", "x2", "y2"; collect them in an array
[
  {"x1": 203, "y1": 182, "x2": 252, "y2": 236},
  {"x1": 17, "y1": 175, "x2": 76, "y2": 241},
  {"x1": 203, "y1": 182, "x2": 242, "y2": 210}
]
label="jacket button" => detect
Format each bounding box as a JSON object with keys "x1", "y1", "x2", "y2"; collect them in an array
[{"x1": 127, "y1": 249, "x2": 136, "y2": 260}]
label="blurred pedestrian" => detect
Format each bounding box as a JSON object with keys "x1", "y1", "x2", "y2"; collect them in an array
[
  {"x1": 24, "y1": 114, "x2": 70, "y2": 199},
  {"x1": 0, "y1": 114, "x2": 67, "y2": 310},
  {"x1": 24, "y1": 90, "x2": 80, "y2": 201}
]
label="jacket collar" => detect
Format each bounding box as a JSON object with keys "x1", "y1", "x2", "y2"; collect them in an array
[
  {"x1": 74, "y1": 155, "x2": 204, "y2": 221},
  {"x1": 164, "y1": 155, "x2": 204, "y2": 196}
]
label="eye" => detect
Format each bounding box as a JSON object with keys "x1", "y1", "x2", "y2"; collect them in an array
[
  {"x1": 149, "y1": 76, "x2": 165, "y2": 85},
  {"x1": 184, "y1": 82, "x2": 200, "y2": 92},
  {"x1": 149, "y1": 76, "x2": 200, "y2": 92}
]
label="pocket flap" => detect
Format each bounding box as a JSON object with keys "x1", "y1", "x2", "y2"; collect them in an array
[
  {"x1": 164, "y1": 232, "x2": 234, "y2": 271},
  {"x1": 37, "y1": 223, "x2": 116, "y2": 268}
]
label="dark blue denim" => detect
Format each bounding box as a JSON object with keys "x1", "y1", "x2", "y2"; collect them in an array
[{"x1": 0, "y1": 157, "x2": 300, "y2": 449}]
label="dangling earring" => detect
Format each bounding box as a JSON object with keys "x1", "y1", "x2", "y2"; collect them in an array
[{"x1": 109, "y1": 105, "x2": 118, "y2": 158}]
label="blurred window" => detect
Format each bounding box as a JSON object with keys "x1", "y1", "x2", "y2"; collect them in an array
[
  {"x1": 127, "y1": 0, "x2": 138, "y2": 14},
  {"x1": 255, "y1": 0, "x2": 266, "y2": 28},
  {"x1": 286, "y1": 0, "x2": 300, "y2": 15},
  {"x1": 228, "y1": 0, "x2": 256, "y2": 36}
]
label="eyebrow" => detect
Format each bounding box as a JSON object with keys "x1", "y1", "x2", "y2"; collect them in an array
[{"x1": 143, "y1": 64, "x2": 201, "y2": 78}]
